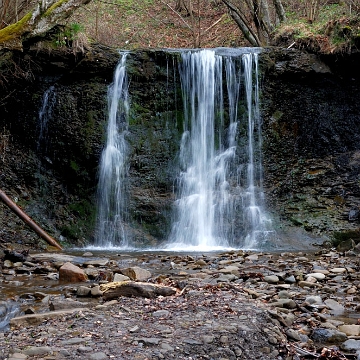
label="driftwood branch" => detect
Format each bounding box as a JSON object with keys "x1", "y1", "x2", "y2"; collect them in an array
[{"x1": 0, "y1": 189, "x2": 63, "y2": 250}]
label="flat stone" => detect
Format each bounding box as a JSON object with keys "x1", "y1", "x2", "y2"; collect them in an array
[
  {"x1": 23, "y1": 346, "x2": 52, "y2": 356},
  {"x1": 341, "y1": 339, "x2": 360, "y2": 351},
  {"x1": 82, "y1": 252, "x2": 93, "y2": 257},
  {"x1": 271, "y1": 299, "x2": 297, "y2": 309},
  {"x1": 338, "y1": 325, "x2": 360, "y2": 336},
  {"x1": 286, "y1": 329, "x2": 301, "y2": 341},
  {"x1": 330, "y1": 268, "x2": 346, "y2": 274},
  {"x1": 113, "y1": 273, "x2": 130, "y2": 282},
  {"x1": 324, "y1": 299, "x2": 345, "y2": 314},
  {"x1": 311, "y1": 328, "x2": 347, "y2": 343},
  {"x1": 77, "y1": 286, "x2": 91, "y2": 297},
  {"x1": 285, "y1": 275, "x2": 296, "y2": 283},
  {"x1": 183, "y1": 338, "x2": 203, "y2": 345},
  {"x1": 89, "y1": 352, "x2": 108, "y2": 360},
  {"x1": 305, "y1": 295, "x2": 323, "y2": 305},
  {"x1": 153, "y1": 310, "x2": 170, "y2": 317},
  {"x1": 8, "y1": 354, "x2": 27, "y2": 360},
  {"x1": 306, "y1": 273, "x2": 326, "y2": 280},
  {"x1": 120, "y1": 266, "x2": 151, "y2": 281},
  {"x1": 77, "y1": 346, "x2": 93, "y2": 353},
  {"x1": 278, "y1": 290, "x2": 291, "y2": 299},
  {"x1": 264, "y1": 275, "x2": 279, "y2": 284},
  {"x1": 83, "y1": 259, "x2": 109, "y2": 267},
  {"x1": 49, "y1": 298, "x2": 88, "y2": 311},
  {"x1": 138, "y1": 337, "x2": 161, "y2": 345},
  {"x1": 91, "y1": 285, "x2": 103, "y2": 297},
  {"x1": 61, "y1": 338, "x2": 87, "y2": 345},
  {"x1": 298, "y1": 281, "x2": 322, "y2": 288}
]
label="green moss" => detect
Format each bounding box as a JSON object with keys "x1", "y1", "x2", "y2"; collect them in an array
[
  {"x1": 44, "y1": 0, "x2": 69, "y2": 17},
  {"x1": 331, "y1": 229, "x2": 360, "y2": 247},
  {"x1": 0, "y1": 12, "x2": 32, "y2": 43}
]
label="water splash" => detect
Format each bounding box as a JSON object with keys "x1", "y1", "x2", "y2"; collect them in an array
[
  {"x1": 95, "y1": 53, "x2": 130, "y2": 248},
  {"x1": 167, "y1": 49, "x2": 272, "y2": 250}
]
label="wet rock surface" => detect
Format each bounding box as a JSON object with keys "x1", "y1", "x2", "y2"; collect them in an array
[{"x1": 1, "y1": 247, "x2": 360, "y2": 359}]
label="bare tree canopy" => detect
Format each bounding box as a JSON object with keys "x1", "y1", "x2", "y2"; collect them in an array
[
  {"x1": 221, "y1": 0, "x2": 286, "y2": 46},
  {"x1": 0, "y1": 0, "x2": 91, "y2": 49}
]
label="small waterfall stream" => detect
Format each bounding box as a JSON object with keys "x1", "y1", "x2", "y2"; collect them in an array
[
  {"x1": 37, "y1": 85, "x2": 56, "y2": 155},
  {"x1": 95, "y1": 54, "x2": 130, "y2": 248}
]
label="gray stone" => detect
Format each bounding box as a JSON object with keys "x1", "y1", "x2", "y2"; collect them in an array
[
  {"x1": 305, "y1": 295, "x2": 323, "y2": 305},
  {"x1": 113, "y1": 273, "x2": 130, "y2": 282},
  {"x1": 341, "y1": 339, "x2": 360, "y2": 351},
  {"x1": 78, "y1": 346, "x2": 94, "y2": 353},
  {"x1": 120, "y1": 266, "x2": 151, "y2": 281},
  {"x1": 306, "y1": 272, "x2": 326, "y2": 280},
  {"x1": 285, "y1": 329, "x2": 301, "y2": 341},
  {"x1": 153, "y1": 310, "x2": 170, "y2": 317},
  {"x1": 278, "y1": 290, "x2": 291, "y2": 299},
  {"x1": 91, "y1": 285, "x2": 103, "y2": 297},
  {"x1": 311, "y1": 328, "x2": 347, "y2": 343},
  {"x1": 8, "y1": 354, "x2": 27, "y2": 360},
  {"x1": 324, "y1": 299, "x2": 345, "y2": 314},
  {"x1": 285, "y1": 275, "x2": 296, "y2": 283},
  {"x1": 61, "y1": 338, "x2": 87, "y2": 345},
  {"x1": 89, "y1": 352, "x2": 108, "y2": 360},
  {"x1": 23, "y1": 346, "x2": 52, "y2": 356},
  {"x1": 264, "y1": 275, "x2": 279, "y2": 284},
  {"x1": 49, "y1": 298, "x2": 88, "y2": 311},
  {"x1": 84, "y1": 259, "x2": 109, "y2": 267},
  {"x1": 77, "y1": 285, "x2": 91, "y2": 297},
  {"x1": 138, "y1": 337, "x2": 161, "y2": 345}
]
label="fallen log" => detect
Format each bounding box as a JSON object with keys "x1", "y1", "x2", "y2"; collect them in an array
[
  {"x1": 100, "y1": 281, "x2": 177, "y2": 300},
  {"x1": 0, "y1": 189, "x2": 63, "y2": 250}
]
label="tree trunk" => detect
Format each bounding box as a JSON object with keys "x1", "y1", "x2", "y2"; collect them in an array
[
  {"x1": 273, "y1": 0, "x2": 286, "y2": 23},
  {"x1": 0, "y1": 189, "x2": 63, "y2": 250},
  {"x1": 222, "y1": 0, "x2": 261, "y2": 46}
]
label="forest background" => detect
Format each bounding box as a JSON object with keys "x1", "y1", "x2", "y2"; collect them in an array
[{"x1": 0, "y1": 0, "x2": 359, "y2": 58}]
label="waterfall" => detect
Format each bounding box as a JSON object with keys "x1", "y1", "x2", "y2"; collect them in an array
[
  {"x1": 95, "y1": 54, "x2": 130, "y2": 247},
  {"x1": 167, "y1": 49, "x2": 271, "y2": 250},
  {"x1": 37, "y1": 85, "x2": 56, "y2": 156}
]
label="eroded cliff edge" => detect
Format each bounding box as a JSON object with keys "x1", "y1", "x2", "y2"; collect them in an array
[{"x1": 0, "y1": 44, "x2": 359, "y2": 249}]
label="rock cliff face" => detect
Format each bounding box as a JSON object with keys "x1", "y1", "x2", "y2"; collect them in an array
[
  {"x1": 260, "y1": 49, "x2": 360, "y2": 241},
  {"x1": 0, "y1": 44, "x2": 359, "y2": 248}
]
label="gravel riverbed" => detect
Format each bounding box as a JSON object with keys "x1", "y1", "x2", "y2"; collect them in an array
[{"x1": 1, "y1": 247, "x2": 360, "y2": 359}]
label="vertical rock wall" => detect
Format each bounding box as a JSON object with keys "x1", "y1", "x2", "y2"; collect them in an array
[{"x1": 0, "y1": 45, "x2": 359, "y2": 248}]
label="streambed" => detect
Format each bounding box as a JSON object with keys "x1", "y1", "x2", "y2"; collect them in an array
[{"x1": 1, "y1": 247, "x2": 360, "y2": 359}]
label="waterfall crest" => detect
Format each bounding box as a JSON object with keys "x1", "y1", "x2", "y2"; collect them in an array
[{"x1": 95, "y1": 54, "x2": 130, "y2": 248}]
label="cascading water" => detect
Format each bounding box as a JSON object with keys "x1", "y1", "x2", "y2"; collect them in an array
[
  {"x1": 95, "y1": 54, "x2": 130, "y2": 248},
  {"x1": 167, "y1": 49, "x2": 272, "y2": 250},
  {"x1": 37, "y1": 85, "x2": 56, "y2": 156}
]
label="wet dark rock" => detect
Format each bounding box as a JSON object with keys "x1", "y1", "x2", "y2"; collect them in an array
[{"x1": 311, "y1": 328, "x2": 348, "y2": 344}]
